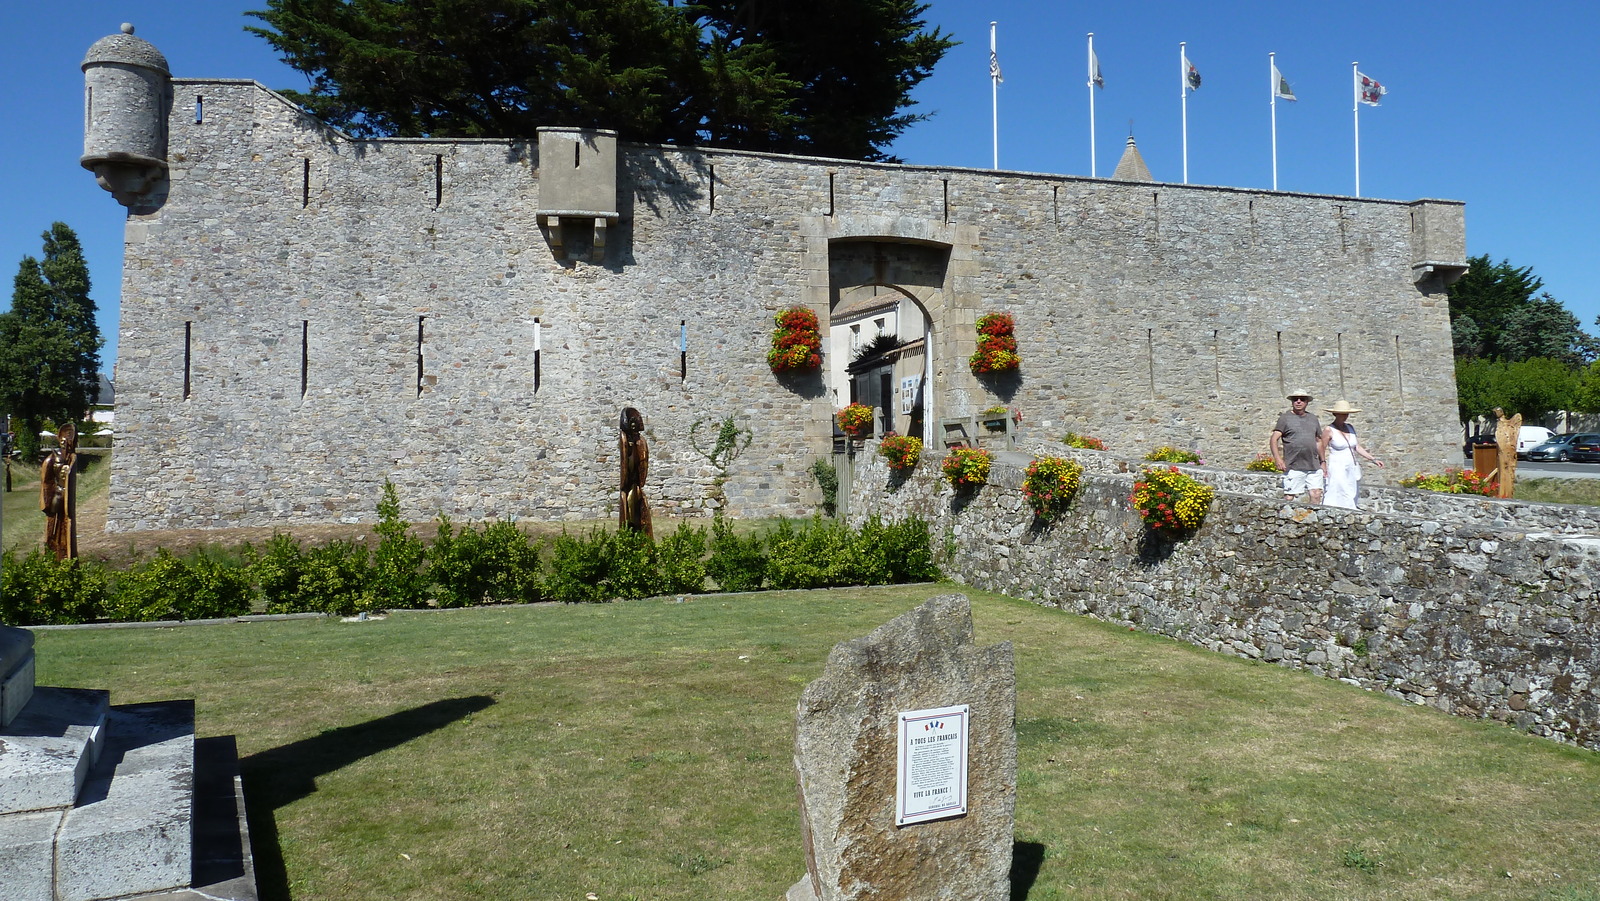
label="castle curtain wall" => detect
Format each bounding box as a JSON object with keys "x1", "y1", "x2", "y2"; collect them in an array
[{"x1": 108, "y1": 79, "x2": 1461, "y2": 530}]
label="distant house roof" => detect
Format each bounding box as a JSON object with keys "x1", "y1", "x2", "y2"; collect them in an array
[
  {"x1": 831, "y1": 293, "x2": 900, "y2": 323},
  {"x1": 94, "y1": 374, "x2": 115, "y2": 407}
]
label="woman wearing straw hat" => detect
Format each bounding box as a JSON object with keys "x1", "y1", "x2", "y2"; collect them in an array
[{"x1": 1319, "y1": 400, "x2": 1383, "y2": 509}]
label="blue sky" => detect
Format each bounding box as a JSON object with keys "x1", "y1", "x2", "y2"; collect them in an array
[{"x1": 5, "y1": 1, "x2": 1598, "y2": 370}]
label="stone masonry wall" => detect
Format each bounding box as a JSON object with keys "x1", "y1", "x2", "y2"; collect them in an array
[
  {"x1": 849, "y1": 446, "x2": 1600, "y2": 751},
  {"x1": 108, "y1": 78, "x2": 1464, "y2": 530}
]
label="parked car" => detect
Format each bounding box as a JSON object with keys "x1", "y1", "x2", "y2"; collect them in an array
[
  {"x1": 1569, "y1": 434, "x2": 1600, "y2": 463},
  {"x1": 1526, "y1": 433, "x2": 1582, "y2": 462},
  {"x1": 1516, "y1": 425, "x2": 1554, "y2": 458},
  {"x1": 1463, "y1": 434, "x2": 1497, "y2": 457}
]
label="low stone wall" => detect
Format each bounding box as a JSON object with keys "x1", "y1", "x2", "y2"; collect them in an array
[
  {"x1": 1016, "y1": 437, "x2": 1600, "y2": 535},
  {"x1": 849, "y1": 447, "x2": 1600, "y2": 751}
]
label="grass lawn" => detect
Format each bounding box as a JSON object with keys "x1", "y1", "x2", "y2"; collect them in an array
[
  {"x1": 1514, "y1": 477, "x2": 1600, "y2": 507},
  {"x1": 33, "y1": 586, "x2": 1600, "y2": 901}
]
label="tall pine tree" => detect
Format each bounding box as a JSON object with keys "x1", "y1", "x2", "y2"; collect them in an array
[
  {"x1": 0, "y1": 223, "x2": 103, "y2": 460},
  {"x1": 245, "y1": 0, "x2": 951, "y2": 161}
]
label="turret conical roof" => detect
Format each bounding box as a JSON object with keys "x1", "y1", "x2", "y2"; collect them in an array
[{"x1": 1111, "y1": 135, "x2": 1153, "y2": 182}]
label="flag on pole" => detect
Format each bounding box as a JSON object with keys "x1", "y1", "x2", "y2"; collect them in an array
[
  {"x1": 1090, "y1": 46, "x2": 1104, "y2": 88},
  {"x1": 1184, "y1": 51, "x2": 1201, "y2": 90},
  {"x1": 990, "y1": 47, "x2": 1003, "y2": 83},
  {"x1": 1273, "y1": 65, "x2": 1296, "y2": 101},
  {"x1": 1358, "y1": 72, "x2": 1385, "y2": 105}
]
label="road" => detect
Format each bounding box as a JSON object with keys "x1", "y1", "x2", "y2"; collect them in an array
[{"x1": 1483, "y1": 460, "x2": 1600, "y2": 479}]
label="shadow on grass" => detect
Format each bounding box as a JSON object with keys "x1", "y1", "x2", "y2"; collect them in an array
[
  {"x1": 241, "y1": 695, "x2": 496, "y2": 901},
  {"x1": 1010, "y1": 840, "x2": 1046, "y2": 899}
]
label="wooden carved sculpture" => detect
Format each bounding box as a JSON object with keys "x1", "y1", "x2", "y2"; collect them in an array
[
  {"x1": 619, "y1": 407, "x2": 653, "y2": 538},
  {"x1": 40, "y1": 423, "x2": 78, "y2": 560},
  {"x1": 1493, "y1": 407, "x2": 1520, "y2": 499}
]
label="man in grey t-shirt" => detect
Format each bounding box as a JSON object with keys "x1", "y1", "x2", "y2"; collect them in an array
[{"x1": 1270, "y1": 390, "x2": 1324, "y2": 503}]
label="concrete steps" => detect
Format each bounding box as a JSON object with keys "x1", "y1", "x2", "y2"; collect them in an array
[{"x1": 0, "y1": 626, "x2": 256, "y2": 901}]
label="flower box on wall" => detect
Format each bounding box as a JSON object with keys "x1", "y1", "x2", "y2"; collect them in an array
[{"x1": 969, "y1": 312, "x2": 1020, "y2": 375}]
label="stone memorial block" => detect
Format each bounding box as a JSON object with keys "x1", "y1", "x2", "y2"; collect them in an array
[
  {"x1": 788, "y1": 593, "x2": 1016, "y2": 901},
  {"x1": 0, "y1": 626, "x2": 36, "y2": 729}
]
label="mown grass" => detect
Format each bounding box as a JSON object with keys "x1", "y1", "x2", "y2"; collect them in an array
[
  {"x1": 33, "y1": 586, "x2": 1600, "y2": 901},
  {"x1": 2, "y1": 453, "x2": 112, "y2": 555},
  {"x1": 1514, "y1": 477, "x2": 1600, "y2": 507}
]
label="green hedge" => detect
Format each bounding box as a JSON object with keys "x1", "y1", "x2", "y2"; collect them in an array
[{"x1": 0, "y1": 483, "x2": 941, "y2": 624}]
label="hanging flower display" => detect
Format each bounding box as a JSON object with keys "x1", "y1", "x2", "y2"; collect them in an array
[
  {"x1": 1022, "y1": 456, "x2": 1084, "y2": 522},
  {"x1": 835, "y1": 402, "x2": 875, "y2": 438},
  {"x1": 942, "y1": 447, "x2": 993, "y2": 489},
  {"x1": 969, "y1": 312, "x2": 1020, "y2": 375},
  {"x1": 768, "y1": 306, "x2": 822, "y2": 372},
  {"x1": 878, "y1": 433, "x2": 923, "y2": 470},
  {"x1": 1130, "y1": 466, "x2": 1215, "y2": 532}
]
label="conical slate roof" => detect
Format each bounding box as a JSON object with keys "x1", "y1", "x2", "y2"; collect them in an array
[{"x1": 1111, "y1": 135, "x2": 1153, "y2": 182}]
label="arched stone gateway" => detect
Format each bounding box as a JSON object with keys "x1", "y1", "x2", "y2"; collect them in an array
[
  {"x1": 802, "y1": 215, "x2": 990, "y2": 450},
  {"x1": 827, "y1": 241, "x2": 946, "y2": 445}
]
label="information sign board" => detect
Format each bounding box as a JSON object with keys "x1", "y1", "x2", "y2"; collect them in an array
[{"x1": 895, "y1": 704, "x2": 969, "y2": 826}]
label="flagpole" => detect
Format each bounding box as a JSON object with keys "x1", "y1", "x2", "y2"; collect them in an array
[
  {"x1": 1180, "y1": 42, "x2": 1189, "y2": 184},
  {"x1": 1270, "y1": 53, "x2": 1278, "y2": 191},
  {"x1": 991, "y1": 22, "x2": 1000, "y2": 170},
  {"x1": 1352, "y1": 61, "x2": 1361, "y2": 197},
  {"x1": 1088, "y1": 33, "x2": 1097, "y2": 177}
]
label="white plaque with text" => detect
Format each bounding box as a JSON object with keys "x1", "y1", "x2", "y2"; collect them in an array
[{"x1": 895, "y1": 704, "x2": 969, "y2": 826}]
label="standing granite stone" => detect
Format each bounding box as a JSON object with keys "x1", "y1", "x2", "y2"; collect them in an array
[{"x1": 788, "y1": 593, "x2": 1016, "y2": 901}]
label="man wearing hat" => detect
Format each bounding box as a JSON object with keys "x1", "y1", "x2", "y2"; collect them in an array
[{"x1": 1269, "y1": 390, "x2": 1324, "y2": 503}]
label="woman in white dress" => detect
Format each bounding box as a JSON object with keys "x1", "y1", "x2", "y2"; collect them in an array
[{"x1": 1319, "y1": 400, "x2": 1384, "y2": 509}]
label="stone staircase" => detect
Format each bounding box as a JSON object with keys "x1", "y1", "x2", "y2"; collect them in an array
[{"x1": 0, "y1": 626, "x2": 257, "y2": 901}]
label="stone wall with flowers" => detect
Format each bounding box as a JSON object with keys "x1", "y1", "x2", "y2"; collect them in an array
[{"x1": 849, "y1": 444, "x2": 1600, "y2": 752}]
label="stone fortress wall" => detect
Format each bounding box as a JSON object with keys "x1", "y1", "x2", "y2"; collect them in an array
[{"x1": 100, "y1": 64, "x2": 1467, "y2": 531}]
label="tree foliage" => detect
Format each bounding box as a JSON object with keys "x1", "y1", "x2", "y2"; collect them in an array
[
  {"x1": 1448, "y1": 255, "x2": 1595, "y2": 365},
  {"x1": 245, "y1": 0, "x2": 953, "y2": 161},
  {"x1": 1454, "y1": 357, "x2": 1576, "y2": 422},
  {"x1": 0, "y1": 223, "x2": 102, "y2": 459},
  {"x1": 1447, "y1": 254, "x2": 1597, "y2": 423}
]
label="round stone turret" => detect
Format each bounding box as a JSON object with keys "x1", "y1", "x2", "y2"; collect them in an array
[{"x1": 81, "y1": 24, "x2": 171, "y2": 208}]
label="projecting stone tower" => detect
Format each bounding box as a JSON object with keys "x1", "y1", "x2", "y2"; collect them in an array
[{"x1": 81, "y1": 23, "x2": 170, "y2": 210}]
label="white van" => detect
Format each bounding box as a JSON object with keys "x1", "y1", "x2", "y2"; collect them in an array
[{"x1": 1517, "y1": 426, "x2": 1554, "y2": 458}]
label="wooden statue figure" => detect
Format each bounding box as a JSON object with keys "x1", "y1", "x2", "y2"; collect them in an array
[
  {"x1": 1493, "y1": 407, "x2": 1520, "y2": 499},
  {"x1": 41, "y1": 423, "x2": 79, "y2": 560},
  {"x1": 619, "y1": 407, "x2": 653, "y2": 538}
]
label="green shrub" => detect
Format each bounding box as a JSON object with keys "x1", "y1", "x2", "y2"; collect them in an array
[
  {"x1": 429, "y1": 516, "x2": 543, "y2": 607},
  {"x1": 846, "y1": 515, "x2": 896, "y2": 586},
  {"x1": 765, "y1": 517, "x2": 855, "y2": 589},
  {"x1": 544, "y1": 528, "x2": 665, "y2": 603},
  {"x1": 812, "y1": 459, "x2": 839, "y2": 517},
  {"x1": 368, "y1": 481, "x2": 428, "y2": 609},
  {"x1": 297, "y1": 540, "x2": 373, "y2": 615},
  {"x1": 607, "y1": 528, "x2": 663, "y2": 600},
  {"x1": 706, "y1": 515, "x2": 766, "y2": 592},
  {"x1": 251, "y1": 533, "x2": 306, "y2": 614},
  {"x1": 879, "y1": 516, "x2": 941, "y2": 583},
  {"x1": 545, "y1": 529, "x2": 613, "y2": 603},
  {"x1": 0, "y1": 549, "x2": 109, "y2": 625},
  {"x1": 110, "y1": 548, "x2": 252, "y2": 622},
  {"x1": 656, "y1": 522, "x2": 708, "y2": 595}
]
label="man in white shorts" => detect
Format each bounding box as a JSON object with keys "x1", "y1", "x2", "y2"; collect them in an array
[{"x1": 1270, "y1": 390, "x2": 1324, "y2": 503}]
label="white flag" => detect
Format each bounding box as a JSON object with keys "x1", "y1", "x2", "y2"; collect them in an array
[
  {"x1": 1090, "y1": 46, "x2": 1104, "y2": 88},
  {"x1": 1183, "y1": 51, "x2": 1201, "y2": 91},
  {"x1": 1273, "y1": 65, "x2": 1296, "y2": 101},
  {"x1": 1358, "y1": 71, "x2": 1386, "y2": 105},
  {"x1": 990, "y1": 48, "x2": 1003, "y2": 83}
]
